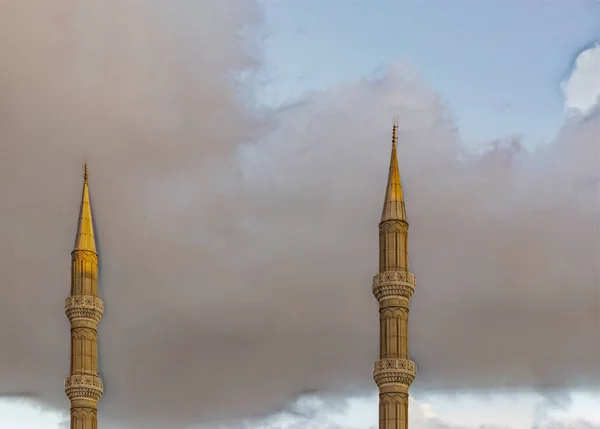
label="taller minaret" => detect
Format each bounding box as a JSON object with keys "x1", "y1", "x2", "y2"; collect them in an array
[
  {"x1": 372, "y1": 125, "x2": 417, "y2": 429},
  {"x1": 64, "y1": 165, "x2": 104, "y2": 429}
]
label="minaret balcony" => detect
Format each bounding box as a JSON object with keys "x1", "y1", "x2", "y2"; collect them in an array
[
  {"x1": 65, "y1": 295, "x2": 104, "y2": 325},
  {"x1": 64, "y1": 374, "x2": 103, "y2": 402},
  {"x1": 372, "y1": 271, "x2": 415, "y2": 302},
  {"x1": 373, "y1": 358, "x2": 416, "y2": 389}
]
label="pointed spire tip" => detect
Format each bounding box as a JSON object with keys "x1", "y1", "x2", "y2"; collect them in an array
[
  {"x1": 381, "y1": 124, "x2": 406, "y2": 222},
  {"x1": 73, "y1": 165, "x2": 97, "y2": 253}
]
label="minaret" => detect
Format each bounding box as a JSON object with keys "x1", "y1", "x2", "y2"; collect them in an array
[
  {"x1": 372, "y1": 125, "x2": 417, "y2": 429},
  {"x1": 64, "y1": 165, "x2": 104, "y2": 429}
]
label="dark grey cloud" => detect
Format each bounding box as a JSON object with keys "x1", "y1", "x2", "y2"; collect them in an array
[{"x1": 0, "y1": 1, "x2": 598, "y2": 429}]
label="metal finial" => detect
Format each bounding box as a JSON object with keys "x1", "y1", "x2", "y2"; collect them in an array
[
  {"x1": 392, "y1": 124, "x2": 398, "y2": 147},
  {"x1": 84, "y1": 164, "x2": 88, "y2": 182}
]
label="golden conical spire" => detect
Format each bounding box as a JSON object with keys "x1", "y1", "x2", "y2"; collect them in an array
[
  {"x1": 73, "y1": 164, "x2": 97, "y2": 253},
  {"x1": 381, "y1": 125, "x2": 407, "y2": 222}
]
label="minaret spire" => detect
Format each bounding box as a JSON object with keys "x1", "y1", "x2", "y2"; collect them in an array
[
  {"x1": 381, "y1": 124, "x2": 407, "y2": 222},
  {"x1": 65, "y1": 165, "x2": 104, "y2": 429},
  {"x1": 73, "y1": 164, "x2": 96, "y2": 253},
  {"x1": 372, "y1": 125, "x2": 416, "y2": 429}
]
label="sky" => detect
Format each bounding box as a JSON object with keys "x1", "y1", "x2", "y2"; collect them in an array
[
  {"x1": 0, "y1": 1, "x2": 598, "y2": 429},
  {"x1": 256, "y1": 0, "x2": 600, "y2": 143}
]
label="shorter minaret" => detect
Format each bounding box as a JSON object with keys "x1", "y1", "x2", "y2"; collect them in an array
[
  {"x1": 373, "y1": 125, "x2": 417, "y2": 429},
  {"x1": 64, "y1": 165, "x2": 104, "y2": 429}
]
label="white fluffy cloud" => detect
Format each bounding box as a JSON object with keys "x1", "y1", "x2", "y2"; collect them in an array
[
  {"x1": 562, "y1": 43, "x2": 600, "y2": 114},
  {"x1": 0, "y1": 2, "x2": 598, "y2": 429},
  {"x1": 229, "y1": 394, "x2": 600, "y2": 429},
  {"x1": 1, "y1": 393, "x2": 599, "y2": 429}
]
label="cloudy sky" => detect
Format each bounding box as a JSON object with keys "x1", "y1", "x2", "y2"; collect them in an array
[{"x1": 0, "y1": 1, "x2": 598, "y2": 429}]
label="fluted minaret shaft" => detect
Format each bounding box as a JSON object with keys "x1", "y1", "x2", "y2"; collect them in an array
[
  {"x1": 373, "y1": 126, "x2": 416, "y2": 429},
  {"x1": 65, "y1": 165, "x2": 104, "y2": 429}
]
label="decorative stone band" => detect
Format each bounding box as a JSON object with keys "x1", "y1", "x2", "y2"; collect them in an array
[
  {"x1": 65, "y1": 295, "x2": 104, "y2": 324},
  {"x1": 64, "y1": 374, "x2": 103, "y2": 402},
  {"x1": 373, "y1": 358, "x2": 417, "y2": 388},
  {"x1": 372, "y1": 271, "x2": 416, "y2": 302}
]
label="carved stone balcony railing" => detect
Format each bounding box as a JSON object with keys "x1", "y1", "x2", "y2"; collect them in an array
[
  {"x1": 64, "y1": 374, "x2": 103, "y2": 402},
  {"x1": 373, "y1": 358, "x2": 417, "y2": 388},
  {"x1": 372, "y1": 271, "x2": 416, "y2": 302},
  {"x1": 65, "y1": 295, "x2": 104, "y2": 324}
]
